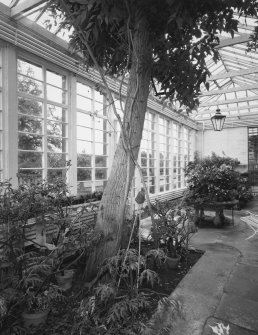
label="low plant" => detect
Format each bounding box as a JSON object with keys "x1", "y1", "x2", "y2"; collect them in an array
[
  {"x1": 151, "y1": 200, "x2": 196, "y2": 259},
  {"x1": 71, "y1": 248, "x2": 161, "y2": 334},
  {"x1": 24, "y1": 284, "x2": 64, "y2": 313}
]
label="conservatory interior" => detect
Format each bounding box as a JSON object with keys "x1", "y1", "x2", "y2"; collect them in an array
[{"x1": 1, "y1": 1, "x2": 258, "y2": 334}]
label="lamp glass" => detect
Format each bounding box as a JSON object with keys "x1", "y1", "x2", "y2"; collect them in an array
[{"x1": 211, "y1": 109, "x2": 226, "y2": 131}]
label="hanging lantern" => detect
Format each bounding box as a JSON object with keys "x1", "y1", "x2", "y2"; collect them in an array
[{"x1": 211, "y1": 108, "x2": 226, "y2": 131}]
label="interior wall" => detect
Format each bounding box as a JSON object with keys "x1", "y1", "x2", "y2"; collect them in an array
[{"x1": 196, "y1": 126, "x2": 248, "y2": 170}]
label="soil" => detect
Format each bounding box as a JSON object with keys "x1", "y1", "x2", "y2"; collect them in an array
[
  {"x1": 4, "y1": 249, "x2": 203, "y2": 335},
  {"x1": 153, "y1": 249, "x2": 204, "y2": 295}
]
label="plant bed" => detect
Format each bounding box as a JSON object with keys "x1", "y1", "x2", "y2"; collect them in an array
[
  {"x1": 146, "y1": 249, "x2": 204, "y2": 295},
  {"x1": 6, "y1": 248, "x2": 203, "y2": 335}
]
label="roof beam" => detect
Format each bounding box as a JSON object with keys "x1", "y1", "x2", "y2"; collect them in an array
[
  {"x1": 199, "y1": 95, "x2": 258, "y2": 107},
  {"x1": 220, "y1": 47, "x2": 258, "y2": 61},
  {"x1": 216, "y1": 33, "x2": 251, "y2": 49},
  {"x1": 208, "y1": 66, "x2": 258, "y2": 81},
  {"x1": 198, "y1": 104, "x2": 258, "y2": 115},
  {"x1": 200, "y1": 83, "x2": 258, "y2": 97},
  {"x1": 11, "y1": 0, "x2": 47, "y2": 19}
]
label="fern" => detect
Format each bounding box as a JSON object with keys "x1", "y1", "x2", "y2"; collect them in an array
[
  {"x1": 142, "y1": 297, "x2": 183, "y2": 335},
  {"x1": 106, "y1": 294, "x2": 151, "y2": 326},
  {"x1": 139, "y1": 269, "x2": 159, "y2": 288},
  {"x1": 94, "y1": 284, "x2": 116, "y2": 303}
]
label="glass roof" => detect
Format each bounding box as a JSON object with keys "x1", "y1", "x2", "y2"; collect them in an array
[{"x1": 1, "y1": 0, "x2": 258, "y2": 125}]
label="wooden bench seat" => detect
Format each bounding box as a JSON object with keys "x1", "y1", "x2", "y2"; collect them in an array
[{"x1": 240, "y1": 211, "x2": 258, "y2": 240}]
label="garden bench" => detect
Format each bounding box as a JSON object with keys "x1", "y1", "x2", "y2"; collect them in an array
[{"x1": 240, "y1": 211, "x2": 258, "y2": 240}]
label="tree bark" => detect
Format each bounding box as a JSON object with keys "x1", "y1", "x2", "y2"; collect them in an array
[{"x1": 85, "y1": 19, "x2": 152, "y2": 280}]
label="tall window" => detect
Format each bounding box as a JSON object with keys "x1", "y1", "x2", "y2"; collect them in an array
[
  {"x1": 248, "y1": 127, "x2": 258, "y2": 186},
  {"x1": 0, "y1": 49, "x2": 2, "y2": 181},
  {"x1": 181, "y1": 127, "x2": 190, "y2": 187},
  {"x1": 140, "y1": 111, "x2": 156, "y2": 194},
  {"x1": 159, "y1": 116, "x2": 171, "y2": 192},
  {"x1": 178, "y1": 125, "x2": 183, "y2": 188},
  {"x1": 17, "y1": 58, "x2": 68, "y2": 183},
  {"x1": 173, "y1": 123, "x2": 179, "y2": 189},
  {"x1": 76, "y1": 82, "x2": 108, "y2": 194}
]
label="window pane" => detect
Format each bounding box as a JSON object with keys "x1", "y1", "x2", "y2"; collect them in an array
[
  {"x1": 18, "y1": 152, "x2": 42, "y2": 168},
  {"x1": 18, "y1": 115, "x2": 42, "y2": 134},
  {"x1": 77, "y1": 140, "x2": 92, "y2": 154},
  {"x1": 94, "y1": 90, "x2": 103, "y2": 102},
  {"x1": 95, "y1": 118, "x2": 107, "y2": 131},
  {"x1": 95, "y1": 101, "x2": 104, "y2": 116},
  {"x1": 47, "y1": 121, "x2": 67, "y2": 137},
  {"x1": 77, "y1": 83, "x2": 91, "y2": 98},
  {"x1": 77, "y1": 168, "x2": 92, "y2": 181},
  {"x1": 95, "y1": 156, "x2": 107, "y2": 167},
  {"x1": 47, "y1": 85, "x2": 66, "y2": 104},
  {"x1": 77, "y1": 96, "x2": 92, "y2": 110},
  {"x1": 149, "y1": 186, "x2": 155, "y2": 194},
  {"x1": 95, "y1": 143, "x2": 107, "y2": 155},
  {"x1": 95, "y1": 168, "x2": 107, "y2": 180},
  {"x1": 17, "y1": 75, "x2": 43, "y2": 97},
  {"x1": 17, "y1": 169, "x2": 42, "y2": 183},
  {"x1": 77, "y1": 126, "x2": 92, "y2": 141},
  {"x1": 77, "y1": 154, "x2": 91, "y2": 167},
  {"x1": 18, "y1": 97, "x2": 42, "y2": 116},
  {"x1": 141, "y1": 157, "x2": 147, "y2": 166},
  {"x1": 77, "y1": 112, "x2": 92, "y2": 125},
  {"x1": 48, "y1": 153, "x2": 67, "y2": 168},
  {"x1": 95, "y1": 130, "x2": 106, "y2": 143},
  {"x1": 47, "y1": 105, "x2": 66, "y2": 122},
  {"x1": 46, "y1": 70, "x2": 64, "y2": 88},
  {"x1": 18, "y1": 59, "x2": 42, "y2": 80},
  {"x1": 47, "y1": 138, "x2": 67, "y2": 153},
  {"x1": 47, "y1": 169, "x2": 66, "y2": 182},
  {"x1": 18, "y1": 134, "x2": 42, "y2": 151}
]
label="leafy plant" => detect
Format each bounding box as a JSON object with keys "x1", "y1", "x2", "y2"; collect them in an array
[
  {"x1": 24, "y1": 284, "x2": 64, "y2": 313},
  {"x1": 183, "y1": 153, "x2": 251, "y2": 206},
  {"x1": 71, "y1": 248, "x2": 161, "y2": 334},
  {"x1": 151, "y1": 200, "x2": 196, "y2": 259}
]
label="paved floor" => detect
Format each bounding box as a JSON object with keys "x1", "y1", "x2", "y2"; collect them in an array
[
  {"x1": 168, "y1": 201, "x2": 258, "y2": 335},
  {"x1": 142, "y1": 200, "x2": 258, "y2": 335}
]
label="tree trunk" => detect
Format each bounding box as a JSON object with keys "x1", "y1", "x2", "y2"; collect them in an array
[{"x1": 85, "y1": 19, "x2": 152, "y2": 280}]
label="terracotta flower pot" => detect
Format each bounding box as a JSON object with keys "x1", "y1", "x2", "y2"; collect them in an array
[
  {"x1": 166, "y1": 255, "x2": 181, "y2": 269},
  {"x1": 56, "y1": 269, "x2": 74, "y2": 291},
  {"x1": 22, "y1": 309, "x2": 50, "y2": 327}
]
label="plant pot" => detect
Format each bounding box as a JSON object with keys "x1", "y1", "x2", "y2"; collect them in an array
[
  {"x1": 166, "y1": 255, "x2": 181, "y2": 269},
  {"x1": 56, "y1": 269, "x2": 74, "y2": 291},
  {"x1": 22, "y1": 309, "x2": 50, "y2": 327}
]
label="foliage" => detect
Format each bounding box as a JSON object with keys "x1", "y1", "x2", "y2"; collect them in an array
[
  {"x1": 24, "y1": 284, "x2": 64, "y2": 313},
  {"x1": 0, "y1": 178, "x2": 101, "y2": 331},
  {"x1": 70, "y1": 247, "x2": 164, "y2": 334},
  {"x1": 49, "y1": 0, "x2": 258, "y2": 109},
  {"x1": 47, "y1": 0, "x2": 258, "y2": 278},
  {"x1": 151, "y1": 200, "x2": 196, "y2": 258},
  {"x1": 183, "y1": 153, "x2": 251, "y2": 206},
  {"x1": 142, "y1": 297, "x2": 182, "y2": 335}
]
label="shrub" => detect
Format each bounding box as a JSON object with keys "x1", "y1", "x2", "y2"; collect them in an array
[{"x1": 183, "y1": 153, "x2": 252, "y2": 207}]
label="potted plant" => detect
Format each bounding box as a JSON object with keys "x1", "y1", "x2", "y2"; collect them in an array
[
  {"x1": 152, "y1": 201, "x2": 195, "y2": 269},
  {"x1": 55, "y1": 269, "x2": 75, "y2": 291},
  {"x1": 22, "y1": 284, "x2": 64, "y2": 327},
  {"x1": 183, "y1": 153, "x2": 251, "y2": 226}
]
